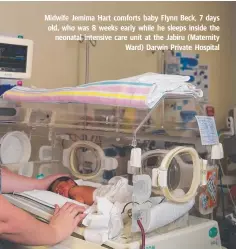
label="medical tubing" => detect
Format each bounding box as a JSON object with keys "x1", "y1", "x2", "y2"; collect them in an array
[
  {"x1": 159, "y1": 146, "x2": 201, "y2": 203},
  {"x1": 137, "y1": 219, "x2": 145, "y2": 249},
  {"x1": 69, "y1": 140, "x2": 105, "y2": 180}
]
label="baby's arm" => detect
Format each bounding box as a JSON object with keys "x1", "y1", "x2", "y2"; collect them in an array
[
  {"x1": 69, "y1": 186, "x2": 95, "y2": 206},
  {"x1": 73, "y1": 195, "x2": 85, "y2": 204}
]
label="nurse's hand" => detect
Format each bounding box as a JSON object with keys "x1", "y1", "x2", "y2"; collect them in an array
[
  {"x1": 49, "y1": 202, "x2": 86, "y2": 242},
  {"x1": 39, "y1": 174, "x2": 71, "y2": 190}
]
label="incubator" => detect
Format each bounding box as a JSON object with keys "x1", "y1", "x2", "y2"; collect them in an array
[{"x1": 0, "y1": 37, "x2": 223, "y2": 249}]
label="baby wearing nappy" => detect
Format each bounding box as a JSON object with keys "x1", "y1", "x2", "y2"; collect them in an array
[{"x1": 48, "y1": 176, "x2": 132, "y2": 205}]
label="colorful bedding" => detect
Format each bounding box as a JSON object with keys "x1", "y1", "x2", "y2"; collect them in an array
[{"x1": 2, "y1": 73, "x2": 203, "y2": 109}]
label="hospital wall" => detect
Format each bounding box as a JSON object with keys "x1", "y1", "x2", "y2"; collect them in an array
[
  {"x1": 232, "y1": 4, "x2": 236, "y2": 110},
  {"x1": 0, "y1": 1, "x2": 234, "y2": 129}
]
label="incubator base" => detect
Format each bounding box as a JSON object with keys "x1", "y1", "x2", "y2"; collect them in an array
[
  {"x1": 107, "y1": 216, "x2": 222, "y2": 249},
  {"x1": 4, "y1": 194, "x2": 222, "y2": 249}
]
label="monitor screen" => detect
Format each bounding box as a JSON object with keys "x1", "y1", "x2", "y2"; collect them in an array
[{"x1": 0, "y1": 43, "x2": 28, "y2": 73}]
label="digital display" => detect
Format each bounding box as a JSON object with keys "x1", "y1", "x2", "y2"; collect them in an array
[{"x1": 0, "y1": 43, "x2": 27, "y2": 73}]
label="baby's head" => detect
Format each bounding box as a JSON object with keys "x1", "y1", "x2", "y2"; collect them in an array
[{"x1": 48, "y1": 176, "x2": 77, "y2": 198}]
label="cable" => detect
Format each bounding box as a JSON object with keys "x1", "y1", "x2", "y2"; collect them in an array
[
  {"x1": 159, "y1": 197, "x2": 165, "y2": 204},
  {"x1": 137, "y1": 219, "x2": 145, "y2": 249},
  {"x1": 69, "y1": 140, "x2": 105, "y2": 180},
  {"x1": 121, "y1": 201, "x2": 151, "y2": 214},
  {"x1": 121, "y1": 202, "x2": 137, "y2": 214}
]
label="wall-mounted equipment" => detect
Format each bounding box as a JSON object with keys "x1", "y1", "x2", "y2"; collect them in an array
[{"x1": 0, "y1": 36, "x2": 33, "y2": 79}]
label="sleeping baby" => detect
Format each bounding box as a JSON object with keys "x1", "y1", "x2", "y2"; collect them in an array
[{"x1": 48, "y1": 176, "x2": 132, "y2": 205}]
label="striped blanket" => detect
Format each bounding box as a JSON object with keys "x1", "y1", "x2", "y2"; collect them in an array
[{"x1": 2, "y1": 73, "x2": 203, "y2": 109}]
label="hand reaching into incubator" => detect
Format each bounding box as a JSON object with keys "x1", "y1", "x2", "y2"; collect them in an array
[
  {"x1": 49, "y1": 202, "x2": 86, "y2": 242},
  {"x1": 40, "y1": 173, "x2": 71, "y2": 190},
  {"x1": 1, "y1": 166, "x2": 71, "y2": 193}
]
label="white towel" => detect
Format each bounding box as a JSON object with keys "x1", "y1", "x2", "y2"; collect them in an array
[
  {"x1": 83, "y1": 197, "x2": 123, "y2": 244},
  {"x1": 119, "y1": 72, "x2": 203, "y2": 108},
  {"x1": 19, "y1": 190, "x2": 88, "y2": 208},
  {"x1": 75, "y1": 179, "x2": 102, "y2": 188},
  {"x1": 93, "y1": 177, "x2": 133, "y2": 203}
]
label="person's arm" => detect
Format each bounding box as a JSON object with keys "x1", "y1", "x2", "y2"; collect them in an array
[
  {"x1": 0, "y1": 195, "x2": 86, "y2": 246},
  {"x1": 1, "y1": 167, "x2": 69, "y2": 193}
]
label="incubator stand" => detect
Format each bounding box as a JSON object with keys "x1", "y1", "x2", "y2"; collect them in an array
[
  {"x1": 0, "y1": 216, "x2": 221, "y2": 249},
  {"x1": 3, "y1": 192, "x2": 224, "y2": 249},
  {"x1": 0, "y1": 77, "x2": 223, "y2": 249},
  {"x1": 4, "y1": 156, "x2": 222, "y2": 249},
  {"x1": 1, "y1": 101, "x2": 222, "y2": 249}
]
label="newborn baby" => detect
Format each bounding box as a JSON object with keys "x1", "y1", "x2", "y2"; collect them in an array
[{"x1": 48, "y1": 176, "x2": 132, "y2": 205}]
